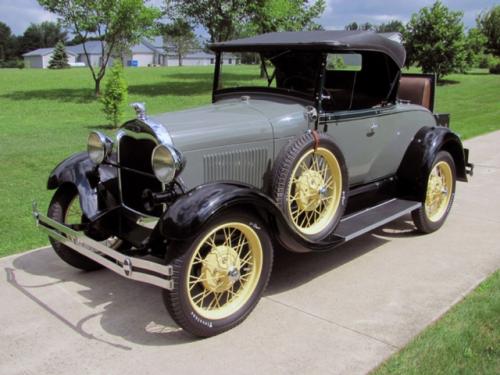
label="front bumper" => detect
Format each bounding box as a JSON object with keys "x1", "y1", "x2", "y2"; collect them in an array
[{"x1": 32, "y1": 203, "x2": 173, "y2": 290}]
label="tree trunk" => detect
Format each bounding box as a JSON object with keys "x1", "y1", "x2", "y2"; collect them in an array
[
  {"x1": 94, "y1": 78, "x2": 101, "y2": 96},
  {"x1": 178, "y1": 53, "x2": 182, "y2": 67}
]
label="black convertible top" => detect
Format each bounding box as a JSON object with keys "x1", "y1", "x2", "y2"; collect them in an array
[{"x1": 209, "y1": 30, "x2": 406, "y2": 68}]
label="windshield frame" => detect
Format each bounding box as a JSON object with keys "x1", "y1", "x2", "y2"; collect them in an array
[{"x1": 211, "y1": 50, "x2": 323, "y2": 105}]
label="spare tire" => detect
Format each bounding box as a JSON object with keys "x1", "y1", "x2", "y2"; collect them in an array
[{"x1": 271, "y1": 131, "x2": 348, "y2": 241}]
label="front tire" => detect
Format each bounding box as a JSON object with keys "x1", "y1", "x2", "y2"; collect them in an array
[
  {"x1": 163, "y1": 211, "x2": 273, "y2": 337},
  {"x1": 412, "y1": 151, "x2": 456, "y2": 233},
  {"x1": 47, "y1": 185, "x2": 122, "y2": 271}
]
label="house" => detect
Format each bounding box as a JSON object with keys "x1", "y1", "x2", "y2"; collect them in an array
[
  {"x1": 23, "y1": 37, "x2": 239, "y2": 68},
  {"x1": 22, "y1": 48, "x2": 77, "y2": 68}
]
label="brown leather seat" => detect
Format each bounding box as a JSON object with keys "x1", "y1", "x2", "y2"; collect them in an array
[{"x1": 398, "y1": 76, "x2": 432, "y2": 110}]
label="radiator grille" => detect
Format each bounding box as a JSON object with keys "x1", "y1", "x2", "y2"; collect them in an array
[
  {"x1": 118, "y1": 135, "x2": 163, "y2": 216},
  {"x1": 203, "y1": 148, "x2": 268, "y2": 187}
]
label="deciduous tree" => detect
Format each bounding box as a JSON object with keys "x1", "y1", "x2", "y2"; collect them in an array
[
  {"x1": 477, "y1": 5, "x2": 500, "y2": 56},
  {"x1": 19, "y1": 21, "x2": 67, "y2": 54},
  {"x1": 404, "y1": 1, "x2": 467, "y2": 81},
  {"x1": 38, "y1": 0, "x2": 162, "y2": 95},
  {"x1": 162, "y1": 19, "x2": 199, "y2": 66}
]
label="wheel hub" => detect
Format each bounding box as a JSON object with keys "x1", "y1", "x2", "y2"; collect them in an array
[
  {"x1": 201, "y1": 246, "x2": 241, "y2": 293},
  {"x1": 296, "y1": 169, "x2": 325, "y2": 211},
  {"x1": 426, "y1": 172, "x2": 448, "y2": 214}
]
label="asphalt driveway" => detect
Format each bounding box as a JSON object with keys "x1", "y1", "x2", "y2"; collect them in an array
[{"x1": 1, "y1": 131, "x2": 499, "y2": 375}]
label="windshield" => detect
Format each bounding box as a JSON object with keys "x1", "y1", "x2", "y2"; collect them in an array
[{"x1": 215, "y1": 50, "x2": 322, "y2": 99}]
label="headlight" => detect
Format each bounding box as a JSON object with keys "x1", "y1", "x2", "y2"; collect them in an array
[
  {"x1": 151, "y1": 144, "x2": 184, "y2": 184},
  {"x1": 87, "y1": 131, "x2": 113, "y2": 164}
]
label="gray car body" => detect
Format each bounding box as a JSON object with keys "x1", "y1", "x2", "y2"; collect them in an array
[{"x1": 151, "y1": 94, "x2": 433, "y2": 190}]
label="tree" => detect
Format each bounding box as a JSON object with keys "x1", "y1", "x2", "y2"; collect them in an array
[
  {"x1": 376, "y1": 20, "x2": 405, "y2": 34},
  {"x1": 464, "y1": 28, "x2": 487, "y2": 68},
  {"x1": 345, "y1": 22, "x2": 358, "y2": 31},
  {"x1": 477, "y1": 5, "x2": 500, "y2": 56},
  {"x1": 248, "y1": 0, "x2": 326, "y2": 34},
  {"x1": 101, "y1": 61, "x2": 128, "y2": 128},
  {"x1": 0, "y1": 22, "x2": 13, "y2": 61},
  {"x1": 345, "y1": 21, "x2": 374, "y2": 31},
  {"x1": 38, "y1": 0, "x2": 162, "y2": 95},
  {"x1": 162, "y1": 19, "x2": 199, "y2": 66},
  {"x1": 404, "y1": 1, "x2": 467, "y2": 81},
  {"x1": 19, "y1": 21, "x2": 67, "y2": 54},
  {"x1": 48, "y1": 40, "x2": 70, "y2": 68},
  {"x1": 166, "y1": 0, "x2": 251, "y2": 42}
]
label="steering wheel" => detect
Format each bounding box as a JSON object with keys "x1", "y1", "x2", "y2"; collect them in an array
[{"x1": 282, "y1": 75, "x2": 312, "y2": 91}]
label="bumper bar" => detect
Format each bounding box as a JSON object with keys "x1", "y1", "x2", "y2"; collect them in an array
[{"x1": 32, "y1": 203, "x2": 173, "y2": 290}]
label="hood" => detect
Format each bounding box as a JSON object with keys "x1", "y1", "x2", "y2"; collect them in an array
[{"x1": 150, "y1": 97, "x2": 306, "y2": 152}]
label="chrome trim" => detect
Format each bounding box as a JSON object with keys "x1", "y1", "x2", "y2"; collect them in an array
[
  {"x1": 88, "y1": 131, "x2": 113, "y2": 164},
  {"x1": 32, "y1": 204, "x2": 173, "y2": 290},
  {"x1": 151, "y1": 143, "x2": 185, "y2": 184},
  {"x1": 131, "y1": 102, "x2": 147, "y2": 121}
]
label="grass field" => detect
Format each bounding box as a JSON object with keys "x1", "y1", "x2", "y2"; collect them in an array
[
  {"x1": 0, "y1": 66, "x2": 499, "y2": 256},
  {"x1": 374, "y1": 270, "x2": 500, "y2": 375}
]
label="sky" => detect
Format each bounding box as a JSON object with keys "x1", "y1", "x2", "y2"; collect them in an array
[{"x1": 0, "y1": 0, "x2": 498, "y2": 36}]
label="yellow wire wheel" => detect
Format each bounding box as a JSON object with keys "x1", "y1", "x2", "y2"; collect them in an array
[
  {"x1": 272, "y1": 132, "x2": 347, "y2": 240},
  {"x1": 412, "y1": 151, "x2": 456, "y2": 233},
  {"x1": 186, "y1": 222, "x2": 263, "y2": 320},
  {"x1": 424, "y1": 161, "x2": 453, "y2": 222},
  {"x1": 163, "y1": 212, "x2": 273, "y2": 337}
]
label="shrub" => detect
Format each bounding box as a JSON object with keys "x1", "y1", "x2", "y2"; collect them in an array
[
  {"x1": 490, "y1": 63, "x2": 500, "y2": 74},
  {"x1": 101, "y1": 61, "x2": 128, "y2": 128},
  {"x1": 0, "y1": 60, "x2": 25, "y2": 69}
]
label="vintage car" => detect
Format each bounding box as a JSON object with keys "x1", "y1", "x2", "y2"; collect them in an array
[{"x1": 33, "y1": 30, "x2": 473, "y2": 337}]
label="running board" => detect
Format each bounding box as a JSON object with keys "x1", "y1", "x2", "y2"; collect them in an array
[{"x1": 335, "y1": 199, "x2": 421, "y2": 241}]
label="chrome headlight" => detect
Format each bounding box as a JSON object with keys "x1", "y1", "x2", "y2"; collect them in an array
[
  {"x1": 151, "y1": 144, "x2": 184, "y2": 184},
  {"x1": 87, "y1": 131, "x2": 113, "y2": 164}
]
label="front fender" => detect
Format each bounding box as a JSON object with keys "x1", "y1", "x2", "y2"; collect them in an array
[
  {"x1": 159, "y1": 182, "x2": 344, "y2": 253},
  {"x1": 397, "y1": 126, "x2": 468, "y2": 200},
  {"x1": 47, "y1": 152, "x2": 118, "y2": 219}
]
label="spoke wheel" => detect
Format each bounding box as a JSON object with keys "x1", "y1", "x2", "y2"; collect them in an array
[
  {"x1": 272, "y1": 132, "x2": 348, "y2": 240},
  {"x1": 163, "y1": 211, "x2": 273, "y2": 337},
  {"x1": 412, "y1": 151, "x2": 456, "y2": 233},
  {"x1": 287, "y1": 147, "x2": 342, "y2": 235},
  {"x1": 187, "y1": 222, "x2": 262, "y2": 320},
  {"x1": 424, "y1": 161, "x2": 453, "y2": 222}
]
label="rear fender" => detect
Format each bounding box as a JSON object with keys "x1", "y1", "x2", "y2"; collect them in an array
[
  {"x1": 397, "y1": 126, "x2": 467, "y2": 200},
  {"x1": 47, "y1": 152, "x2": 118, "y2": 219}
]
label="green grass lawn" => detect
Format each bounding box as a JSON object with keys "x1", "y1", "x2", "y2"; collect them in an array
[
  {"x1": 0, "y1": 66, "x2": 499, "y2": 257},
  {"x1": 374, "y1": 270, "x2": 500, "y2": 375}
]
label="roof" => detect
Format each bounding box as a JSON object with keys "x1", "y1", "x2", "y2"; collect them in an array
[
  {"x1": 67, "y1": 41, "x2": 103, "y2": 55},
  {"x1": 23, "y1": 47, "x2": 77, "y2": 57},
  {"x1": 209, "y1": 30, "x2": 406, "y2": 68}
]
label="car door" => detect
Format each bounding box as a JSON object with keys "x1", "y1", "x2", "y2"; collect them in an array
[{"x1": 324, "y1": 108, "x2": 395, "y2": 186}]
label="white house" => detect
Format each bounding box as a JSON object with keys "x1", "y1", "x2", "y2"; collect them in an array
[
  {"x1": 23, "y1": 37, "x2": 239, "y2": 68},
  {"x1": 22, "y1": 48, "x2": 77, "y2": 68}
]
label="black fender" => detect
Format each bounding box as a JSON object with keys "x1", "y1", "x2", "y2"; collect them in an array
[
  {"x1": 47, "y1": 152, "x2": 118, "y2": 219},
  {"x1": 397, "y1": 126, "x2": 468, "y2": 200},
  {"x1": 159, "y1": 182, "x2": 344, "y2": 253}
]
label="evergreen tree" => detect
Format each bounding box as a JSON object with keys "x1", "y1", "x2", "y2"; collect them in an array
[
  {"x1": 101, "y1": 61, "x2": 128, "y2": 128},
  {"x1": 48, "y1": 41, "x2": 70, "y2": 69}
]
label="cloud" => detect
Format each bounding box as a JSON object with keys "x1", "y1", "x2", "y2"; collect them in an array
[
  {"x1": 318, "y1": 0, "x2": 498, "y2": 29},
  {"x1": 0, "y1": 0, "x2": 58, "y2": 35}
]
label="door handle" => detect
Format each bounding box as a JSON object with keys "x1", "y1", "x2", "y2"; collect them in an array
[{"x1": 367, "y1": 123, "x2": 379, "y2": 136}]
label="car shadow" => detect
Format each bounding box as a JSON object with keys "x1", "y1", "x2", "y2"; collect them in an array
[{"x1": 7, "y1": 217, "x2": 418, "y2": 346}]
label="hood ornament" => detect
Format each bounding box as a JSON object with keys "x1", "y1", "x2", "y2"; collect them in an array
[{"x1": 131, "y1": 102, "x2": 147, "y2": 121}]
